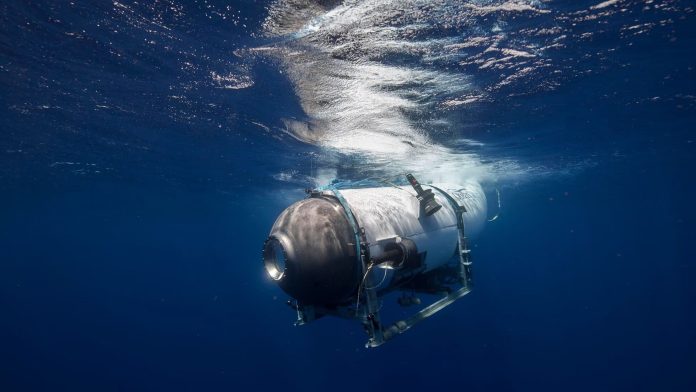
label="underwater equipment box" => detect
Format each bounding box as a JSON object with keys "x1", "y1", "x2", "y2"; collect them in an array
[{"x1": 263, "y1": 174, "x2": 487, "y2": 347}]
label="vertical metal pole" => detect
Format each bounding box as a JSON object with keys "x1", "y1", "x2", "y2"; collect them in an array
[
  {"x1": 327, "y1": 188, "x2": 384, "y2": 346},
  {"x1": 360, "y1": 229, "x2": 384, "y2": 348},
  {"x1": 457, "y1": 207, "x2": 473, "y2": 290}
]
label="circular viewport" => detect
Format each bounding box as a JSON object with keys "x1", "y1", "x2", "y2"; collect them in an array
[{"x1": 263, "y1": 238, "x2": 286, "y2": 281}]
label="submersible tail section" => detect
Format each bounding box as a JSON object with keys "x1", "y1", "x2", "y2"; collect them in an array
[{"x1": 263, "y1": 174, "x2": 487, "y2": 347}]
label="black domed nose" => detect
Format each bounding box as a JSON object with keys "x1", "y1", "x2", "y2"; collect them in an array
[{"x1": 263, "y1": 196, "x2": 361, "y2": 305}]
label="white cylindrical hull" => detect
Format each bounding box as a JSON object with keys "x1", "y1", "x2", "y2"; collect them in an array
[{"x1": 339, "y1": 181, "x2": 487, "y2": 272}]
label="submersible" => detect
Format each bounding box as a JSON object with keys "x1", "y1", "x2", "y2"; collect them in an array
[{"x1": 263, "y1": 174, "x2": 487, "y2": 347}]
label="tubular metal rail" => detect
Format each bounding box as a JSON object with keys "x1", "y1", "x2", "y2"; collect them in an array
[
  {"x1": 293, "y1": 182, "x2": 474, "y2": 348},
  {"x1": 372, "y1": 186, "x2": 472, "y2": 347}
]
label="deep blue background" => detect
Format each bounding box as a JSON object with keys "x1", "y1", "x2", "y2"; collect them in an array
[{"x1": 1, "y1": 1, "x2": 695, "y2": 391}]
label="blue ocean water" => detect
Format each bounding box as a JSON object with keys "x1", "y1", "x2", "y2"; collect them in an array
[{"x1": 1, "y1": 0, "x2": 694, "y2": 390}]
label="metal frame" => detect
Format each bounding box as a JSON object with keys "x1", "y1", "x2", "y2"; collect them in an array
[{"x1": 292, "y1": 185, "x2": 474, "y2": 348}]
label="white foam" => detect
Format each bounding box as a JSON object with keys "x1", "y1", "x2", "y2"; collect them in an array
[
  {"x1": 260, "y1": 0, "x2": 556, "y2": 184},
  {"x1": 591, "y1": 0, "x2": 622, "y2": 11}
]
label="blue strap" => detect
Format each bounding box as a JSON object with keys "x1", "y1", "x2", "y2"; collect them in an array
[
  {"x1": 317, "y1": 185, "x2": 363, "y2": 264},
  {"x1": 428, "y1": 185, "x2": 465, "y2": 228}
]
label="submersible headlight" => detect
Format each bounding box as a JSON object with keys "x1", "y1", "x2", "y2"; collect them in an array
[
  {"x1": 263, "y1": 175, "x2": 488, "y2": 347},
  {"x1": 406, "y1": 173, "x2": 442, "y2": 216}
]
